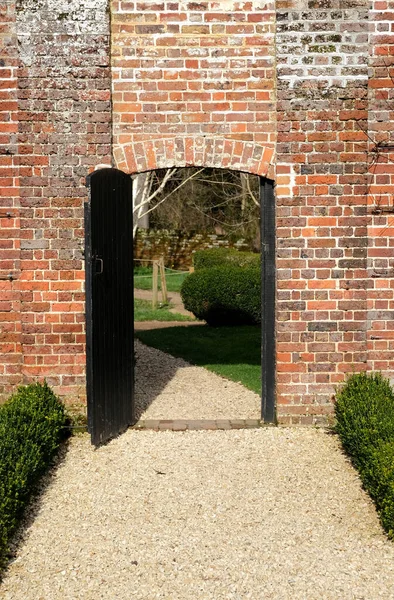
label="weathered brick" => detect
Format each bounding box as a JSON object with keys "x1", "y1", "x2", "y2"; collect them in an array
[{"x1": 0, "y1": 0, "x2": 391, "y2": 427}]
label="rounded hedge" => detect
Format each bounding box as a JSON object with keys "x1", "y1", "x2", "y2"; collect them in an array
[
  {"x1": 193, "y1": 248, "x2": 260, "y2": 271},
  {"x1": 335, "y1": 372, "x2": 394, "y2": 467},
  {"x1": 181, "y1": 264, "x2": 261, "y2": 326},
  {"x1": 366, "y1": 441, "x2": 394, "y2": 538},
  {"x1": 0, "y1": 382, "x2": 67, "y2": 567},
  {"x1": 335, "y1": 372, "x2": 394, "y2": 539}
]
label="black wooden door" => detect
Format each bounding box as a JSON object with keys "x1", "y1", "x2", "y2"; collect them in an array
[{"x1": 85, "y1": 168, "x2": 134, "y2": 446}]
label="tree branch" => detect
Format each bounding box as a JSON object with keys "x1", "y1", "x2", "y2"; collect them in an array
[
  {"x1": 246, "y1": 174, "x2": 260, "y2": 207},
  {"x1": 139, "y1": 168, "x2": 205, "y2": 218},
  {"x1": 133, "y1": 168, "x2": 177, "y2": 212}
]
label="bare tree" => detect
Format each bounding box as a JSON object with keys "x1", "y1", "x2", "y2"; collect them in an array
[
  {"x1": 132, "y1": 167, "x2": 260, "y2": 244},
  {"x1": 132, "y1": 169, "x2": 176, "y2": 237}
]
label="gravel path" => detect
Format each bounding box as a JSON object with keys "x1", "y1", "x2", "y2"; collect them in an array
[
  {"x1": 134, "y1": 340, "x2": 261, "y2": 420},
  {"x1": 2, "y1": 428, "x2": 394, "y2": 599}
]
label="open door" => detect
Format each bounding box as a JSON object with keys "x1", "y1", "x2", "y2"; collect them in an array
[{"x1": 85, "y1": 168, "x2": 135, "y2": 446}]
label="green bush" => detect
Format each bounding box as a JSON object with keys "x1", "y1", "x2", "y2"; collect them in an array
[
  {"x1": 335, "y1": 372, "x2": 394, "y2": 538},
  {"x1": 362, "y1": 441, "x2": 394, "y2": 538},
  {"x1": 0, "y1": 382, "x2": 67, "y2": 567},
  {"x1": 193, "y1": 248, "x2": 260, "y2": 270},
  {"x1": 181, "y1": 264, "x2": 260, "y2": 326}
]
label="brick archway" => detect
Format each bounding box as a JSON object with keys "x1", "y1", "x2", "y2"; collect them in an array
[{"x1": 113, "y1": 137, "x2": 275, "y2": 179}]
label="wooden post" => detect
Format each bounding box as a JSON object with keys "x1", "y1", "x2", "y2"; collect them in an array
[
  {"x1": 152, "y1": 260, "x2": 159, "y2": 309},
  {"x1": 159, "y1": 256, "x2": 168, "y2": 305}
]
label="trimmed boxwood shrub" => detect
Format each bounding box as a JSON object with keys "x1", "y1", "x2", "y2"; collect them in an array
[
  {"x1": 335, "y1": 372, "x2": 394, "y2": 538},
  {"x1": 0, "y1": 382, "x2": 67, "y2": 567},
  {"x1": 193, "y1": 248, "x2": 260, "y2": 270},
  {"x1": 181, "y1": 264, "x2": 260, "y2": 326},
  {"x1": 364, "y1": 441, "x2": 394, "y2": 537}
]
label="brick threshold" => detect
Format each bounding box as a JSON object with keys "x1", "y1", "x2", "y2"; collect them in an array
[{"x1": 132, "y1": 419, "x2": 265, "y2": 431}]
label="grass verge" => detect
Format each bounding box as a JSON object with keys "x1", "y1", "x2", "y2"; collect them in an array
[
  {"x1": 335, "y1": 372, "x2": 394, "y2": 539},
  {"x1": 134, "y1": 298, "x2": 194, "y2": 322},
  {"x1": 135, "y1": 324, "x2": 261, "y2": 394},
  {"x1": 134, "y1": 266, "x2": 188, "y2": 293}
]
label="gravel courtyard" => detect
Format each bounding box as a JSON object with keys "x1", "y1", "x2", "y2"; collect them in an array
[{"x1": 2, "y1": 427, "x2": 394, "y2": 599}]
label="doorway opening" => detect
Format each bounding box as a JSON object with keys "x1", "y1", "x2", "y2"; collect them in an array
[{"x1": 85, "y1": 167, "x2": 275, "y2": 445}]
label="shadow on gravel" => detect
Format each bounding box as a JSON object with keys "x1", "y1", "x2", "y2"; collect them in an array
[
  {"x1": 133, "y1": 338, "x2": 181, "y2": 420},
  {"x1": 133, "y1": 324, "x2": 261, "y2": 420},
  {"x1": 0, "y1": 439, "x2": 72, "y2": 582}
]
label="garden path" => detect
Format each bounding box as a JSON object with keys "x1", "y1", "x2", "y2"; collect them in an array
[
  {"x1": 133, "y1": 340, "x2": 260, "y2": 421},
  {"x1": 2, "y1": 426, "x2": 394, "y2": 599},
  {"x1": 3, "y1": 345, "x2": 394, "y2": 598},
  {"x1": 134, "y1": 288, "x2": 193, "y2": 317}
]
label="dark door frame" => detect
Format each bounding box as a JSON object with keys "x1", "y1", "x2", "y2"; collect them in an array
[
  {"x1": 85, "y1": 170, "x2": 276, "y2": 444},
  {"x1": 260, "y1": 177, "x2": 276, "y2": 423}
]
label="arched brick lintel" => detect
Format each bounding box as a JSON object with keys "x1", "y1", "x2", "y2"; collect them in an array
[{"x1": 113, "y1": 137, "x2": 275, "y2": 179}]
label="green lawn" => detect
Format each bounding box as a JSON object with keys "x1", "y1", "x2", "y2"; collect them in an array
[
  {"x1": 134, "y1": 266, "x2": 189, "y2": 293},
  {"x1": 135, "y1": 324, "x2": 262, "y2": 394},
  {"x1": 134, "y1": 298, "x2": 194, "y2": 322}
]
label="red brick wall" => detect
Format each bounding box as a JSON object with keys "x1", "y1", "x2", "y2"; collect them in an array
[
  {"x1": 367, "y1": 0, "x2": 394, "y2": 381},
  {"x1": 275, "y1": 3, "x2": 370, "y2": 423},
  {"x1": 111, "y1": 0, "x2": 276, "y2": 176},
  {"x1": 1, "y1": 0, "x2": 393, "y2": 426},
  {"x1": 0, "y1": 1, "x2": 21, "y2": 397},
  {"x1": 14, "y1": 0, "x2": 112, "y2": 401},
  {"x1": 112, "y1": 0, "x2": 372, "y2": 424}
]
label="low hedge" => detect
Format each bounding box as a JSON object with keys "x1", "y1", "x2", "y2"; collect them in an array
[
  {"x1": 335, "y1": 372, "x2": 394, "y2": 539},
  {"x1": 193, "y1": 248, "x2": 260, "y2": 270},
  {"x1": 0, "y1": 382, "x2": 67, "y2": 567},
  {"x1": 181, "y1": 264, "x2": 260, "y2": 326}
]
